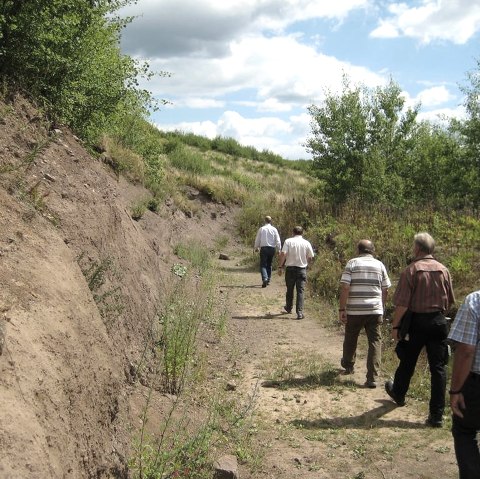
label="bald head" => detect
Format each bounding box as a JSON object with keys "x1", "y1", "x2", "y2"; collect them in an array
[
  {"x1": 265, "y1": 216, "x2": 272, "y2": 223},
  {"x1": 358, "y1": 240, "x2": 374, "y2": 255}
]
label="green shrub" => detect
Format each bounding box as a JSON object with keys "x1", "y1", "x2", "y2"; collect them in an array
[{"x1": 169, "y1": 144, "x2": 212, "y2": 176}]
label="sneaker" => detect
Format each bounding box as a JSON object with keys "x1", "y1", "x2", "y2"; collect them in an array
[
  {"x1": 384, "y1": 380, "x2": 405, "y2": 406},
  {"x1": 282, "y1": 306, "x2": 292, "y2": 314},
  {"x1": 364, "y1": 380, "x2": 377, "y2": 389},
  {"x1": 342, "y1": 367, "x2": 354, "y2": 375},
  {"x1": 262, "y1": 280, "x2": 268, "y2": 288},
  {"x1": 425, "y1": 416, "x2": 443, "y2": 428},
  {"x1": 296, "y1": 314, "x2": 304, "y2": 320}
]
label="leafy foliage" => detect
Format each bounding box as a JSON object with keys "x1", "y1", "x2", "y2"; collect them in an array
[
  {"x1": 0, "y1": 0, "x2": 157, "y2": 143},
  {"x1": 306, "y1": 77, "x2": 419, "y2": 206}
]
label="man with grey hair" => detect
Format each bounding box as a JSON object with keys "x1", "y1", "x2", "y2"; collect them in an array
[
  {"x1": 338, "y1": 240, "x2": 391, "y2": 388},
  {"x1": 385, "y1": 232, "x2": 455, "y2": 428},
  {"x1": 254, "y1": 215, "x2": 281, "y2": 288}
]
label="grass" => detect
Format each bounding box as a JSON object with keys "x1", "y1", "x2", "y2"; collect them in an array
[{"x1": 130, "y1": 248, "x2": 264, "y2": 478}]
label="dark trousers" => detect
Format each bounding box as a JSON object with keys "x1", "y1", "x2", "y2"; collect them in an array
[
  {"x1": 342, "y1": 314, "x2": 382, "y2": 382},
  {"x1": 452, "y1": 373, "x2": 480, "y2": 479},
  {"x1": 392, "y1": 312, "x2": 448, "y2": 419},
  {"x1": 285, "y1": 266, "x2": 307, "y2": 315},
  {"x1": 260, "y1": 246, "x2": 276, "y2": 282}
]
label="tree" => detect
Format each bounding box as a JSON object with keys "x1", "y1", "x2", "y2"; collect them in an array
[
  {"x1": 0, "y1": 0, "x2": 155, "y2": 143},
  {"x1": 452, "y1": 58, "x2": 480, "y2": 207},
  {"x1": 306, "y1": 77, "x2": 419, "y2": 207}
]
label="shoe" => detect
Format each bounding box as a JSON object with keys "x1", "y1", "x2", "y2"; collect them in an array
[
  {"x1": 340, "y1": 359, "x2": 354, "y2": 375},
  {"x1": 296, "y1": 314, "x2": 304, "y2": 320},
  {"x1": 365, "y1": 380, "x2": 377, "y2": 389},
  {"x1": 384, "y1": 380, "x2": 405, "y2": 406},
  {"x1": 282, "y1": 306, "x2": 292, "y2": 314},
  {"x1": 425, "y1": 416, "x2": 443, "y2": 428},
  {"x1": 262, "y1": 280, "x2": 268, "y2": 288}
]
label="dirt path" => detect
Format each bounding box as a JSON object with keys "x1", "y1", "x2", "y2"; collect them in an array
[{"x1": 219, "y1": 255, "x2": 459, "y2": 479}]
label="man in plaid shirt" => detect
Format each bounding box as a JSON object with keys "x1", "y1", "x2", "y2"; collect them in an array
[{"x1": 448, "y1": 291, "x2": 480, "y2": 479}]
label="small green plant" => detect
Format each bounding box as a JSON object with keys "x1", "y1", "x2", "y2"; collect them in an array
[
  {"x1": 174, "y1": 241, "x2": 212, "y2": 274},
  {"x1": 78, "y1": 254, "x2": 124, "y2": 322},
  {"x1": 214, "y1": 235, "x2": 229, "y2": 251},
  {"x1": 131, "y1": 200, "x2": 147, "y2": 221},
  {"x1": 146, "y1": 196, "x2": 160, "y2": 213},
  {"x1": 172, "y1": 263, "x2": 187, "y2": 278}
]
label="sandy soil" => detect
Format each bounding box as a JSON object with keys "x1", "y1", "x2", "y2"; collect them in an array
[{"x1": 219, "y1": 255, "x2": 459, "y2": 479}]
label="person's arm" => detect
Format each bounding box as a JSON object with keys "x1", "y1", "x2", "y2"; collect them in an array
[
  {"x1": 338, "y1": 283, "x2": 349, "y2": 325},
  {"x1": 278, "y1": 251, "x2": 287, "y2": 274},
  {"x1": 382, "y1": 288, "x2": 388, "y2": 311},
  {"x1": 450, "y1": 342, "x2": 476, "y2": 418},
  {"x1": 391, "y1": 305, "x2": 408, "y2": 341},
  {"x1": 254, "y1": 229, "x2": 261, "y2": 251}
]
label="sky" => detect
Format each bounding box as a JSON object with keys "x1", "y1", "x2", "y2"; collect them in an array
[{"x1": 119, "y1": 0, "x2": 480, "y2": 160}]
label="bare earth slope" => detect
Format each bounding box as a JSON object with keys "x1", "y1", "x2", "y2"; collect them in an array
[{"x1": 0, "y1": 94, "x2": 235, "y2": 478}]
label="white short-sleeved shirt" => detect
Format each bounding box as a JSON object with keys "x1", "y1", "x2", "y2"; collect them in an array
[
  {"x1": 282, "y1": 235, "x2": 314, "y2": 268},
  {"x1": 340, "y1": 254, "x2": 391, "y2": 315}
]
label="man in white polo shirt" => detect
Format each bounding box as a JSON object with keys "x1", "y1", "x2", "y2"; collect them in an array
[
  {"x1": 338, "y1": 240, "x2": 391, "y2": 388},
  {"x1": 278, "y1": 226, "x2": 314, "y2": 320},
  {"x1": 254, "y1": 215, "x2": 281, "y2": 288}
]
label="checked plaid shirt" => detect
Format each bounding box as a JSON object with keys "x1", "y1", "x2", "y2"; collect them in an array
[{"x1": 448, "y1": 290, "x2": 480, "y2": 374}]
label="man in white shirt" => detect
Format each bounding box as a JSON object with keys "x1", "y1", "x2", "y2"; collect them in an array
[
  {"x1": 278, "y1": 226, "x2": 314, "y2": 320},
  {"x1": 254, "y1": 216, "x2": 281, "y2": 288}
]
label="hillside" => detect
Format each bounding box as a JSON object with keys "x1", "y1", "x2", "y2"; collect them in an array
[
  {"x1": 0, "y1": 93, "x2": 237, "y2": 477},
  {"x1": 0, "y1": 93, "x2": 465, "y2": 479}
]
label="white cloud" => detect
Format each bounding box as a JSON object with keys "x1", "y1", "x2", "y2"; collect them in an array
[
  {"x1": 121, "y1": 0, "x2": 370, "y2": 58},
  {"x1": 144, "y1": 34, "x2": 386, "y2": 108},
  {"x1": 181, "y1": 98, "x2": 225, "y2": 109},
  {"x1": 155, "y1": 110, "x2": 312, "y2": 159},
  {"x1": 415, "y1": 85, "x2": 455, "y2": 107},
  {"x1": 370, "y1": 0, "x2": 480, "y2": 44},
  {"x1": 155, "y1": 120, "x2": 219, "y2": 139},
  {"x1": 417, "y1": 105, "x2": 466, "y2": 123}
]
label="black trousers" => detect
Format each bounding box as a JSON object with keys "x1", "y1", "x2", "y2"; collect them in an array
[
  {"x1": 452, "y1": 372, "x2": 480, "y2": 479},
  {"x1": 392, "y1": 312, "x2": 449, "y2": 418},
  {"x1": 285, "y1": 266, "x2": 307, "y2": 315}
]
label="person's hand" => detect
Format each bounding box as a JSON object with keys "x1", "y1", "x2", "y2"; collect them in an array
[
  {"x1": 339, "y1": 311, "x2": 347, "y2": 325},
  {"x1": 450, "y1": 393, "x2": 465, "y2": 418},
  {"x1": 254, "y1": 248, "x2": 259, "y2": 253},
  {"x1": 278, "y1": 267, "x2": 284, "y2": 276},
  {"x1": 391, "y1": 328, "x2": 400, "y2": 342}
]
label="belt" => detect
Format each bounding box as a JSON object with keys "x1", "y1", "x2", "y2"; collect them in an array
[
  {"x1": 285, "y1": 265, "x2": 306, "y2": 269},
  {"x1": 411, "y1": 311, "x2": 443, "y2": 319}
]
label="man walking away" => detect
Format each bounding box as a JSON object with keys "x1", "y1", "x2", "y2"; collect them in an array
[
  {"x1": 448, "y1": 290, "x2": 480, "y2": 479},
  {"x1": 338, "y1": 240, "x2": 391, "y2": 388},
  {"x1": 254, "y1": 215, "x2": 281, "y2": 288},
  {"x1": 385, "y1": 232, "x2": 455, "y2": 428},
  {"x1": 278, "y1": 226, "x2": 314, "y2": 320}
]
